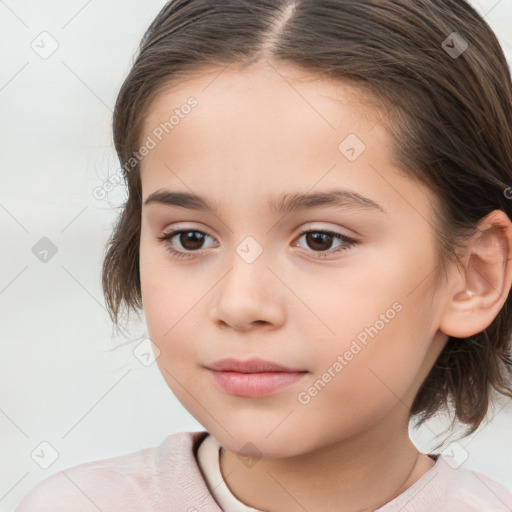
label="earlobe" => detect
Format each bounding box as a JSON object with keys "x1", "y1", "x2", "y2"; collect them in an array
[{"x1": 439, "y1": 210, "x2": 512, "y2": 339}]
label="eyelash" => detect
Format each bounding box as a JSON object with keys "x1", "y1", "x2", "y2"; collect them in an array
[{"x1": 156, "y1": 228, "x2": 357, "y2": 260}]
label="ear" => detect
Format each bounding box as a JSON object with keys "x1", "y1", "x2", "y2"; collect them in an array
[{"x1": 439, "y1": 209, "x2": 512, "y2": 339}]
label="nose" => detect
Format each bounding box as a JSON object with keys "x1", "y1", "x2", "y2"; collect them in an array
[{"x1": 209, "y1": 243, "x2": 286, "y2": 332}]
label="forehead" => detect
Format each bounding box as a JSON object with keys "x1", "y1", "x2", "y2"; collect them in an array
[
  {"x1": 137, "y1": 61, "x2": 434, "y2": 226},
  {"x1": 141, "y1": 60, "x2": 386, "y2": 144},
  {"x1": 140, "y1": 61, "x2": 387, "y2": 174}
]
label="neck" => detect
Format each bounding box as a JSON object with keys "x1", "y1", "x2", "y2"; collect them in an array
[{"x1": 218, "y1": 411, "x2": 435, "y2": 512}]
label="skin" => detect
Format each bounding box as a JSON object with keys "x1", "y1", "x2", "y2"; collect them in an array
[{"x1": 138, "y1": 60, "x2": 512, "y2": 511}]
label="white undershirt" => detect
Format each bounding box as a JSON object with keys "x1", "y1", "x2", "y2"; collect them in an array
[
  {"x1": 196, "y1": 434, "x2": 450, "y2": 512},
  {"x1": 196, "y1": 434, "x2": 263, "y2": 512}
]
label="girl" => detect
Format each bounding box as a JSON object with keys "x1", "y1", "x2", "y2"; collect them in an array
[{"x1": 16, "y1": 0, "x2": 512, "y2": 510}]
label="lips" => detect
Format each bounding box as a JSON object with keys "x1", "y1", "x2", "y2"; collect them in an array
[
  {"x1": 206, "y1": 357, "x2": 304, "y2": 373},
  {"x1": 205, "y1": 358, "x2": 308, "y2": 397}
]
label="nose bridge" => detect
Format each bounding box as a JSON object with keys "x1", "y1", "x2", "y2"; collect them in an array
[
  {"x1": 224, "y1": 233, "x2": 271, "y2": 297},
  {"x1": 235, "y1": 234, "x2": 266, "y2": 266},
  {"x1": 211, "y1": 233, "x2": 285, "y2": 329}
]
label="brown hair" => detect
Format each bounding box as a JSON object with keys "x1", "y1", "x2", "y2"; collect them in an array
[{"x1": 102, "y1": 0, "x2": 512, "y2": 436}]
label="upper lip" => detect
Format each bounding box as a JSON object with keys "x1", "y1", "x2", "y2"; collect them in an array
[{"x1": 206, "y1": 357, "x2": 306, "y2": 373}]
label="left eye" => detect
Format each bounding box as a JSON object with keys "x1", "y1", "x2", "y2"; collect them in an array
[
  {"x1": 156, "y1": 229, "x2": 357, "y2": 259},
  {"x1": 295, "y1": 230, "x2": 356, "y2": 255}
]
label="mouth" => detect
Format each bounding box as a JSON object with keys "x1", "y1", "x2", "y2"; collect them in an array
[{"x1": 205, "y1": 357, "x2": 309, "y2": 397}]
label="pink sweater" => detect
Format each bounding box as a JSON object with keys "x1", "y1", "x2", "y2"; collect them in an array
[{"x1": 16, "y1": 431, "x2": 512, "y2": 512}]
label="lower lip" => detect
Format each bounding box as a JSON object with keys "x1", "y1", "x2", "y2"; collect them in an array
[{"x1": 208, "y1": 369, "x2": 307, "y2": 397}]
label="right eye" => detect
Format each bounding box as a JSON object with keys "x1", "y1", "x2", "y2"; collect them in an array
[{"x1": 156, "y1": 229, "x2": 217, "y2": 259}]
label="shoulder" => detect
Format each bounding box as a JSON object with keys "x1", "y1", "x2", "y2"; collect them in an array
[
  {"x1": 435, "y1": 456, "x2": 512, "y2": 512},
  {"x1": 377, "y1": 454, "x2": 512, "y2": 512},
  {"x1": 15, "y1": 431, "x2": 212, "y2": 512},
  {"x1": 399, "y1": 454, "x2": 512, "y2": 512}
]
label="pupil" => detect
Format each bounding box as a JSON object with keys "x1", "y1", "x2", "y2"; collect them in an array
[
  {"x1": 181, "y1": 231, "x2": 204, "y2": 250},
  {"x1": 307, "y1": 232, "x2": 331, "y2": 251}
]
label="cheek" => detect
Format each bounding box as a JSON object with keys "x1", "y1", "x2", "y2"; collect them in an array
[
  {"x1": 139, "y1": 246, "x2": 210, "y2": 393},
  {"x1": 291, "y1": 311, "x2": 432, "y2": 446},
  {"x1": 139, "y1": 235, "x2": 200, "y2": 338},
  {"x1": 141, "y1": 279, "x2": 203, "y2": 358},
  {"x1": 304, "y1": 250, "x2": 437, "y2": 409}
]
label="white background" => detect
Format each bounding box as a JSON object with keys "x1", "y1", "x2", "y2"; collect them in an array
[{"x1": 1, "y1": 1, "x2": 512, "y2": 510}]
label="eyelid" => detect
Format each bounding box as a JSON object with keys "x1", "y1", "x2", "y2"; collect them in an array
[
  {"x1": 293, "y1": 222, "x2": 358, "y2": 239},
  {"x1": 157, "y1": 222, "x2": 359, "y2": 260},
  {"x1": 160, "y1": 222, "x2": 356, "y2": 243}
]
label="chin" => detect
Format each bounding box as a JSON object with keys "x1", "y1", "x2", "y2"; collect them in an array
[{"x1": 208, "y1": 424, "x2": 319, "y2": 461}]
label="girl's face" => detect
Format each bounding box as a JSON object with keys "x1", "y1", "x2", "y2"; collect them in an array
[{"x1": 138, "y1": 61, "x2": 450, "y2": 457}]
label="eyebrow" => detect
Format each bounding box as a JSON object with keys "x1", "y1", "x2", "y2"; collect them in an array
[{"x1": 143, "y1": 188, "x2": 385, "y2": 215}]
